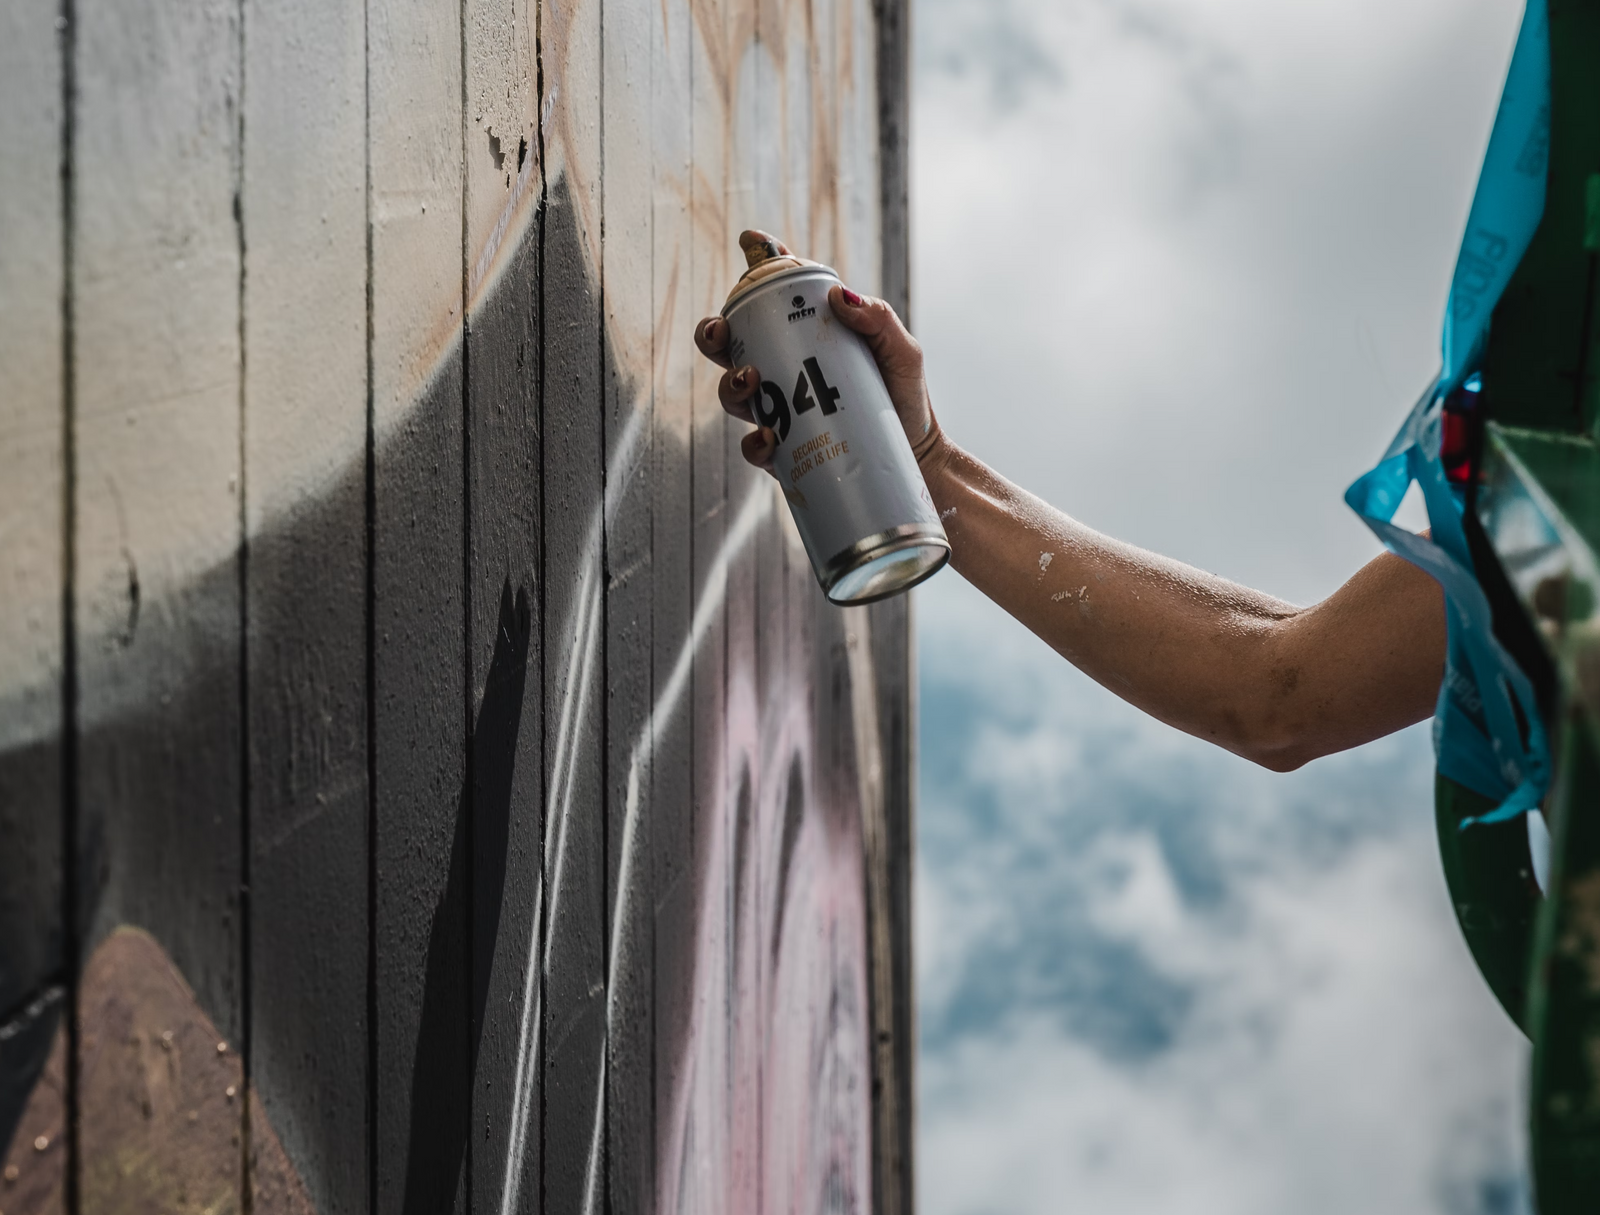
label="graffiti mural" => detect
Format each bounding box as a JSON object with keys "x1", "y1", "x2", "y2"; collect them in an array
[{"x1": 0, "y1": 0, "x2": 915, "y2": 1211}]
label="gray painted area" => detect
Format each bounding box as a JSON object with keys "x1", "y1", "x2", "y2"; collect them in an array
[
  {"x1": 0, "y1": 0, "x2": 64, "y2": 1151},
  {"x1": 0, "y1": 0, "x2": 915, "y2": 1212}
]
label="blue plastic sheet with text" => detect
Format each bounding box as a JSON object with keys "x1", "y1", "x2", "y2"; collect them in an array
[{"x1": 1344, "y1": 0, "x2": 1551, "y2": 827}]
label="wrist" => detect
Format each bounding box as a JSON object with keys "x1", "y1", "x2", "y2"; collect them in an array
[{"x1": 912, "y1": 414, "x2": 956, "y2": 483}]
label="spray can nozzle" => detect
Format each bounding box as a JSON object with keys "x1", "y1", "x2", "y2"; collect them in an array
[{"x1": 740, "y1": 230, "x2": 785, "y2": 268}]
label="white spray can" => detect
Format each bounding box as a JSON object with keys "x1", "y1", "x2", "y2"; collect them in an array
[{"x1": 721, "y1": 236, "x2": 950, "y2": 603}]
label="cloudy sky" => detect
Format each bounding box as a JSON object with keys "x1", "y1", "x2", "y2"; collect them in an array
[{"x1": 909, "y1": 1, "x2": 1534, "y2": 1211}]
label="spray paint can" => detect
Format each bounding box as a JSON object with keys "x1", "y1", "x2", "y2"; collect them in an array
[{"x1": 721, "y1": 235, "x2": 950, "y2": 604}]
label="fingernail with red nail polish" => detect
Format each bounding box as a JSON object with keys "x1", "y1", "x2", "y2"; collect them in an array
[
  {"x1": 732, "y1": 367, "x2": 749, "y2": 389},
  {"x1": 841, "y1": 288, "x2": 864, "y2": 307}
]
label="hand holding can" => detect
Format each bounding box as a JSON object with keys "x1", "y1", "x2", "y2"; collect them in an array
[{"x1": 696, "y1": 230, "x2": 950, "y2": 604}]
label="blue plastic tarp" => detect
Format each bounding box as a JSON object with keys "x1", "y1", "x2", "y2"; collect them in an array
[{"x1": 1344, "y1": 0, "x2": 1552, "y2": 825}]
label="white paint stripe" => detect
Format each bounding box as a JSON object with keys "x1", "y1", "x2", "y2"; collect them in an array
[
  {"x1": 498, "y1": 579, "x2": 598, "y2": 1215},
  {"x1": 543, "y1": 580, "x2": 603, "y2": 970},
  {"x1": 483, "y1": 463, "x2": 771, "y2": 1215},
  {"x1": 578, "y1": 1054, "x2": 608, "y2": 1215},
  {"x1": 496, "y1": 409, "x2": 650, "y2": 1215},
  {"x1": 497, "y1": 883, "x2": 543, "y2": 1215},
  {"x1": 499, "y1": 576, "x2": 601, "y2": 1215},
  {"x1": 605, "y1": 483, "x2": 771, "y2": 1027},
  {"x1": 495, "y1": 371, "x2": 772, "y2": 1215},
  {"x1": 574, "y1": 479, "x2": 772, "y2": 1215}
]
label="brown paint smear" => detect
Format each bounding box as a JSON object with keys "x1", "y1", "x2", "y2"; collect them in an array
[
  {"x1": 525, "y1": 0, "x2": 863, "y2": 378},
  {"x1": 2, "y1": 928, "x2": 313, "y2": 1215}
]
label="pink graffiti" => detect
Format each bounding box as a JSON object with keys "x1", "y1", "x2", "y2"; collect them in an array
[{"x1": 655, "y1": 628, "x2": 873, "y2": 1214}]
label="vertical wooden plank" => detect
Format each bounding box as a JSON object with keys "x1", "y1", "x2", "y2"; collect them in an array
[
  {"x1": 463, "y1": 0, "x2": 542, "y2": 1211},
  {"x1": 601, "y1": 0, "x2": 657, "y2": 1205},
  {"x1": 0, "y1": 0, "x2": 64, "y2": 1157},
  {"x1": 749, "y1": 2, "x2": 785, "y2": 244},
  {"x1": 689, "y1": 0, "x2": 729, "y2": 863},
  {"x1": 727, "y1": 11, "x2": 785, "y2": 1208},
  {"x1": 688, "y1": 0, "x2": 732, "y2": 1198},
  {"x1": 718, "y1": 4, "x2": 765, "y2": 1194},
  {"x1": 780, "y1": 0, "x2": 814, "y2": 257},
  {"x1": 651, "y1": 0, "x2": 697, "y2": 1196},
  {"x1": 1531, "y1": 714, "x2": 1600, "y2": 1211},
  {"x1": 872, "y1": 0, "x2": 908, "y2": 318},
  {"x1": 861, "y1": 2, "x2": 916, "y2": 1210},
  {"x1": 242, "y1": 0, "x2": 370, "y2": 1205},
  {"x1": 74, "y1": 0, "x2": 244, "y2": 1195},
  {"x1": 722, "y1": 482, "x2": 764, "y2": 1201},
  {"x1": 538, "y1": 0, "x2": 608, "y2": 1208},
  {"x1": 828, "y1": 0, "x2": 878, "y2": 288},
  {"x1": 367, "y1": 0, "x2": 467, "y2": 1205},
  {"x1": 714, "y1": 5, "x2": 764, "y2": 1193},
  {"x1": 862, "y1": 606, "x2": 913, "y2": 1215},
  {"x1": 861, "y1": 593, "x2": 912, "y2": 1215},
  {"x1": 464, "y1": 248, "x2": 543, "y2": 1215},
  {"x1": 751, "y1": 470, "x2": 787, "y2": 1212},
  {"x1": 725, "y1": 6, "x2": 756, "y2": 238}
]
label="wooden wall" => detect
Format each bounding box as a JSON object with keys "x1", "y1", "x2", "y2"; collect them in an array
[{"x1": 0, "y1": 0, "x2": 917, "y2": 1210}]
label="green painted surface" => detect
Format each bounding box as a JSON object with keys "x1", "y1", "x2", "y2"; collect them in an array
[
  {"x1": 1480, "y1": 0, "x2": 1600, "y2": 435},
  {"x1": 1481, "y1": 426, "x2": 1600, "y2": 739},
  {"x1": 1528, "y1": 717, "x2": 1600, "y2": 1213},
  {"x1": 1476, "y1": 427, "x2": 1600, "y2": 1209},
  {"x1": 1430, "y1": 4, "x2": 1600, "y2": 1207},
  {"x1": 1583, "y1": 173, "x2": 1600, "y2": 253},
  {"x1": 1491, "y1": 427, "x2": 1600, "y2": 534},
  {"x1": 1435, "y1": 775, "x2": 1542, "y2": 1032}
]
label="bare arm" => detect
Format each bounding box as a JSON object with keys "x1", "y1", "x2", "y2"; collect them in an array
[
  {"x1": 918, "y1": 438, "x2": 1443, "y2": 769},
  {"x1": 695, "y1": 232, "x2": 1445, "y2": 770}
]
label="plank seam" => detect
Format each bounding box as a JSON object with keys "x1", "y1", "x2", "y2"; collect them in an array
[
  {"x1": 57, "y1": 0, "x2": 81, "y2": 1205},
  {"x1": 596, "y1": 0, "x2": 612, "y2": 1207},
  {"x1": 534, "y1": 1, "x2": 550, "y2": 1207},
  {"x1": 459, "y1": 0, "x2": 475, "y2": 1200},
  {"x1": 233, "y1": 0, "x2": 254, "y2": 1204},
  {"x1": 869, "y1": 6, "x2": 914, "y2": 1210},
  {"x1": 363, "y1": 0, "x2": 380, "y2": 1202}
]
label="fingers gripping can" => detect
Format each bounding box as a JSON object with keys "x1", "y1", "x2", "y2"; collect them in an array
[{"x1": 722, "y1": 236, "x2": 950, "y2": 604}]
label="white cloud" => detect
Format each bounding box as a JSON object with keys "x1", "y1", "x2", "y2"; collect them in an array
[
  {"x1": 911, "y1": 2, "x2": 1540, "y2": 1209},
  {"x1": 915, "y1": 627, "x2": 1530, "y2": 1213},
  {"x1": 919, "y1": 838, "x2": 1530, "y2": 1215},
  {"x1": 912, "y1": 0, "x2": 1523, "y2": 604}
]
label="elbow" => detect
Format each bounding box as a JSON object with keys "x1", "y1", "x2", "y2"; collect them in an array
[
  {"x1": 1221, "y1": 643, "x2": 1326, "y2": 773},
  {"x1": 1244, "y1": 741, "x2": 1315, "y2": 774},
  {"x1": 1221, "y1": 705, "x2": 1322, "y2": 773}
]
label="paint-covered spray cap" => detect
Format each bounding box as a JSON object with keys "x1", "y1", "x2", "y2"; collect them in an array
[{"x1": 723, "y1": 230, "x2": 830, "y2": 312}]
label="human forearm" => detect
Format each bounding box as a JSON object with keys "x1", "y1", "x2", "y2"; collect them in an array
[{"x1": 919, "y1": 434, "x2": 1442, "y2": 769}]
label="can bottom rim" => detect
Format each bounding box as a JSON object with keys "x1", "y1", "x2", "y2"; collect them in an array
[{"x1": 820, "y1": 525, "x2": 951, "y2": 605}]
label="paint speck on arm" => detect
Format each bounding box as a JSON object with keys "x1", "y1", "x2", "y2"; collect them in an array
[
  {"x1": 1039, "y1": 552, "x2": 1053, "y2": 571},
  {"x1": 940, "y1": 506, "x2": 957, "y2": 522},
  {"x1": 1051, "y1": 590, "x2": 1071, "y2": 603}
]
